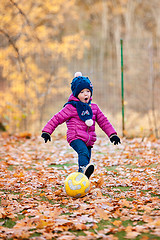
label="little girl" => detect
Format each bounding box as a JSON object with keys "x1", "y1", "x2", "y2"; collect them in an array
[{"x1": 41, "y1": 72, "x2": 120, "y2": 179}]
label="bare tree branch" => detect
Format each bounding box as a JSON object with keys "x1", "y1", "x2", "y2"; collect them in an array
[
  {"x1": 9, "y1": 0, "x2": 41, "y2": 42},
  {"x1": 0, "y1": 28, "x2": 23, "y2": 72},
  {"x1": 0, "y1": 29, "x2": 19, "y2": 57}
]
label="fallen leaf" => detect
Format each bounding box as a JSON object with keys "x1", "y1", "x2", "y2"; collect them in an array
[
  {"x1": 112, "y1": 220, "x2": 122, "y2": 227},
  {"x1": 96, "y1": 207, "x2": 109, "y2": 220},
  {"x1": 125, "y1": 231, "x2": 140, "y2": 239},
  {"x1": 95, "y1": 177, "x2": 104, "y2": 188}
]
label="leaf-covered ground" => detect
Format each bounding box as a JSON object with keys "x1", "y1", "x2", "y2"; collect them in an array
[{"x1": 0, "y1": 133, "x2": 160, "y2": 240}]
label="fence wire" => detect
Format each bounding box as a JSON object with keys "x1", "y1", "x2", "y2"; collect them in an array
[{"x1": 0, "y1": 37, "x2": 160, "y2": 137}]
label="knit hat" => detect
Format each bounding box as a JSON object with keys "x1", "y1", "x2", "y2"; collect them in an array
[{"x1": 71, "y1": 72, "x2": 93, "y2": 98}]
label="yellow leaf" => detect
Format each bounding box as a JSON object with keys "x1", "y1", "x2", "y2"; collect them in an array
[{"x1": 36, "y1": 219, "x2": 48, "y2": 229}]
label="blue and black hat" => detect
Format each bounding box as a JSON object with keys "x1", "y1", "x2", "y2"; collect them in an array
[{"x1": 71, "y1": 73, "x2": 93, "y2": 97}]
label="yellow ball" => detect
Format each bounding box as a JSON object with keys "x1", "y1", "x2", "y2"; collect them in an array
[{"x1": 64, "y1": 172, "x2": 90, "y2": 198}]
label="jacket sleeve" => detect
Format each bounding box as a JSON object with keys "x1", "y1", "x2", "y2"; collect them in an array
[
  {"x1": 96, "y1": 105, "x2": 117, "y2": 137},
  {"x1": 42, "y1": 105, "x2": 73, "y2": 135}
]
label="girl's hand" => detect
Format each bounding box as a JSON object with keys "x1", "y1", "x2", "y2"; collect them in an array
[
  {"x1": 41, "y1": 132, "x2": 51, "y2": 143},
  {"x1": 110, "y1": 135, "x2": 121, "y2": 145}
]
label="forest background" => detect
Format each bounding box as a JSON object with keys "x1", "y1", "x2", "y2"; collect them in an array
[{"x1": 0, "y1": 0, "x2": 160, "y2": 138}]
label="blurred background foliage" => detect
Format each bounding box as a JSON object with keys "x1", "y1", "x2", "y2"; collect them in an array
[{"x1": 0, "y1": 0, "x2": 160, "y2": 137}]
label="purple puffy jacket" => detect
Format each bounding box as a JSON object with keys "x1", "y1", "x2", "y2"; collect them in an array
[{"x1": 42, "y1": 94, "x2": 117, "y2": 147}]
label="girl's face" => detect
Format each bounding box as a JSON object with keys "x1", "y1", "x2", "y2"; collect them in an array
[{"x1": 78, "y1": 88, "x2": 91, "y2": 103}]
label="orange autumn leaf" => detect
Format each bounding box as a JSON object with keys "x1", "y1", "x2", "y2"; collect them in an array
[
  {"x1": 18, "y1": 132, "x2": 32, "y2": 139},
  {"x1": 120, "y1": 199, "x2": 130, "y2": 207},
  {"x1": 39, "y1": 192, "x2": 45, "y2": 197},
  {"x1": 125, "y1": 231, "x2": 140, "y2": 239},
  {"x1": 140, "y1": 236, "x2": 149, "y2": 240},
  {"x1": 74, "y1": 223, "x2": 88, "y2": 230},
  {"x1": 0, "y1": 208, "x2": 6, "y2": 218},
  {"x1": 95, "y1": 177, "x2": 104, "y2": 188},
  {"x1": 154, "y1": 219, "x2": 160, "y2": 226},
  {"x1": 54, "y1": 189, "x2": 63, "y2": 196},
  {"x1": 13, "y1": 171, "x2": 24, "y2": 178},
  {"x1": 142, "y1": 215, "x2": 153, "y2": 223},
  {"x1": 96, "y1": 207, "x2": 109, "y2": 220},
  {"x1": 125, "y1": 225, "x2": 133, "y2": 232},
  {"x1": 13, "y1": 229, "x2": 31, "y2": 239},
  {"x1": 112, "y1": 220, "x2": 122, "y2": 227},
  {"x1": 131, "y1": 177, "x2": 139, "y2": 182},
  {"x1": 36, "y1": 219, "x2": 49, "y2": 229}
]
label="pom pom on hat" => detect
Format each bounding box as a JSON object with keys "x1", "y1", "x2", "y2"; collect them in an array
[{"x1": 74, "y1": 72, "x2": 82, "y2": 77}]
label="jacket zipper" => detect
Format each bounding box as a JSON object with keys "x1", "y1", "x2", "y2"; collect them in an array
[{"x1": 86, "y1": 126, "x2": 90, "y2": 144}]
